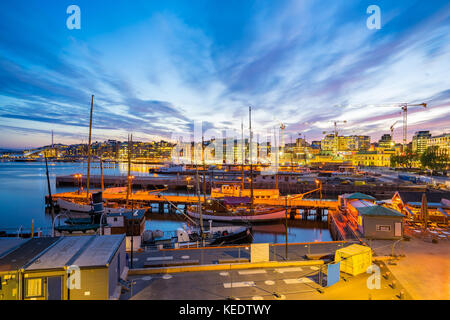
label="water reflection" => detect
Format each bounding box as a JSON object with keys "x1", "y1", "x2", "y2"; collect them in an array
[{"x1": 0, "y1": 162, "x2": 332, "y2": 242}]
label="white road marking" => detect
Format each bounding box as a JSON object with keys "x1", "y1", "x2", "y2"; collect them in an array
[
  {"x1": 265, "y1": 280, "x2": 275, "y2": 285},
  {"x1": 238, "y1": 270, "x2": 267, "y2": 275},
  {"x1": 162, "y1": 274, "x2": 173, "y2": 280},
  {"x1": 310, "y1": 266, "x2": 319, "y2": 271},
  {"x1": 146, "y1": 256, "x2": 173, "y2": 261},
  {"x1": 219, "y1": 272, "x2": 229, "y2": 276},
  {"x1": 132, "y1": 258, "x2": 139, "y2": 262},
  {"x1": 274, "y1": 267, "x2": 303, "y2": 273},
  {"x1": 252, "y1": 296, "x2": 264, "y2": 300},
  {"x1": 223, "y1": 281, "x2": 255, "y2": 288},
  {"x1": 181, "y1": 255, "x2": 190, "y2": 260},
  {"x1": 141, "y1": 276, "x2": 152, "y2": 281},
  {"x1": 283, "y1": 278, "x2": 314, "y2": 284}
]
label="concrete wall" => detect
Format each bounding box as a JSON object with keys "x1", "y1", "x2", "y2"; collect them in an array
[{"x1": 362, "y1": 216, "x2": 403, "y2": 240}]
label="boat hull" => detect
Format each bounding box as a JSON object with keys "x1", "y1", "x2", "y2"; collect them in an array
[
  {"x1": 209, "y1": 227, "x2": 253, "y2": 245},
  {"x1": 56, "y1": 198, "x2": 124, "y2": 214},
  {"x1": 186, "y1": 209, "x2": 286, "y2": 223}
]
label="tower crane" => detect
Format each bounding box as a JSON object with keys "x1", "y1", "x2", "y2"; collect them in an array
[
  {"x1": 399, "y1": 103, "x2": 427, "y2": 152},
  {"x1": 390, "y1": 120, "x2": 400, "y2": 141},
  {"x1": 377, "y1": 103, "x2": 427, "y2": 153}
]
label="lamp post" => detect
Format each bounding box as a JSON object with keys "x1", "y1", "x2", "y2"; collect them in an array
[
  {"x1": 315, "y1": 179, "x2": 322, "y2": 199},
  {"x1": 52, "y1": 213, "x2": 70, "y2": 237},
  {"x1": 99, "y1": 211, "x2": 107, "y2": 235},
  {"x1": 74, "y1": 174, "x2": 82, "y2": 194}
]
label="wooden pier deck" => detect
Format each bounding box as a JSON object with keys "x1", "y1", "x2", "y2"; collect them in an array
[{"x1": 49, "y1": 191, "x2": 339, "y2": 210}]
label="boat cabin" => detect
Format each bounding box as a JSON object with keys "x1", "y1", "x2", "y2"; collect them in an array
[
  {"x1": 211, "y1": 185, "x2": 279, "y2": 200},
  {"x1": 104, "y1": 209, "x2": 146, "y2": 252}
]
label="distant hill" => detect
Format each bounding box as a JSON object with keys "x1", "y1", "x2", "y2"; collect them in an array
[{"x1": 0, "y1": 148, "x2": 24, "y2": 154}]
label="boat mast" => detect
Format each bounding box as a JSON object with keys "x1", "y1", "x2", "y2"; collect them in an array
[
  {"x1": 274, "y1": 126, "x2": 278, "y2": 190},
  {"x1": 86, "y1": 95, "x2": 94, "y2": 201},
  {"x1": 241, "y1": 119, "x2": 244, "y2": 196},
  {"x1": 44, "y1": 153, "x2": 54, "y2": 213},
  {"x1": 126, "y1": 134, "x2": 132, "y2": 207},
  {"x1": 195, "y1": 147, "x2": 204, "y2": 239},
  {"x1": 100, "y1": 157, "x2": 104, "y2": 193},
  {"x1": 202, "y1": 135, "x2": 207, "y2": 204},
  {"x1": 249, "y1": 106, "x2": 254, "y2": 214}
]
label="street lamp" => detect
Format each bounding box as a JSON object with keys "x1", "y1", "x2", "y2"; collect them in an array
[
  {"x1": 99, "y1": 211, "x2": 108, "y2": 235},
  {"x1": 74, "y1": 174, "x2": 82, "y2": 194},
  {"x1": 315, "y1": 179, "x2": 322, "y2": 199},
  {"x1": 52, "y1": 213, "x2": 70, "y2": 237}
]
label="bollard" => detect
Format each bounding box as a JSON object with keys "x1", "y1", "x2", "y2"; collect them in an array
[
  {"x1": 383, "y1": 272, "x2": 391, "y2": 280},
  {"x1": 399, "y1": 290, "x2": 405, "y2": 300},
  {"x1": 391, "y1": 280, "x2": 397, "y2": 289}
]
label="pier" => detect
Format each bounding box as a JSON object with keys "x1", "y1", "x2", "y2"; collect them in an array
[
  {"x1": 55, "y1": 174, "x2": 428, "y2": 198},
  {"x1": 48, "y1": 190, "x2": 339, "y2": 221}
]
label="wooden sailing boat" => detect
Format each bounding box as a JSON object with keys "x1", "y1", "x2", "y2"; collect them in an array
[{"x1": 186, "y1": 107, "x2": 286, "y2": 223}]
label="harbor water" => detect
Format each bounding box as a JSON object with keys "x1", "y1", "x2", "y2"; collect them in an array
[{"x1": 0, "y1": 161, "x2": 332, "y2": 243}]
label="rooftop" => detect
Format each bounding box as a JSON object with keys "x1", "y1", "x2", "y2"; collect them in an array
[
  {"x1": 71, "y1": 234, "x2": 125, "y2": 267},
  {"x1": 0, "y1": 238, "x2": 28, "y2": 258},
  {"x1": 357, "y1": 205, "x2": 404, "y2": 217},
  {"x1": 0, "y1": 237, "x2": 59, "y2": 272},
  {"x1": 395, "y1": 191, "x2": 450, "y2": 205},
  {"x1": 25, "y1": 236, "x2": 93, "y2": 271},
  {"x1": 24, "y1": 235, "x2": 125, "y2": 271},
  {"x1": 343, "y1": 192, "x2": 376, "y2": 201},
  {"x1": 108, "y1": 209, "x2": 146, "y2": 220}
]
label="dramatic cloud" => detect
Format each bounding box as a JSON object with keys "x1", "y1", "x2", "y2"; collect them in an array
[{"x1": 0, "y1": 0, "x2": 449, "y2": 148}]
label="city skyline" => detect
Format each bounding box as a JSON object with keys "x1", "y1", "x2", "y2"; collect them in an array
[{"x1": 1, "y1": 0, "x2": 450, "y2": 149}]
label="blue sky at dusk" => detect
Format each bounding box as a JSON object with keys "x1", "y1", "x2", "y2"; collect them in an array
[{"x1": 0, "y1": 0, "x2": 449, "y2": 148}]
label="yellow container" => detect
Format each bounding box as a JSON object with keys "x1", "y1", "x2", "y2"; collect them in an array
[{"x1": 335, "y1": 244, "x2": 372, "y2": 276}]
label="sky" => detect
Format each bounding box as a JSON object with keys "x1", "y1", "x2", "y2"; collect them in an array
[{"x1": 0, "y1": 0, "x2": 449, "y2": 149}]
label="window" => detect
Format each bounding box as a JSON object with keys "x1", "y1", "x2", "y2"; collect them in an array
[
  {"x1": 113, "y1": 217, "x2": 118, "y2": 222},
  {"x1": 26, "y1": 278, "x2": 43, "y2": 298},
  {"x1": 376, "y1": 225, "x2": 391, "y2": 232}
]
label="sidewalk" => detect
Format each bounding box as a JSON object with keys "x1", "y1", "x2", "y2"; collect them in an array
[{"x1": 371, "y1": 238, "x2": 450, "y2": 300}]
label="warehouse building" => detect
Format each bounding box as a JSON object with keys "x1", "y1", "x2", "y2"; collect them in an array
[{"x1": 0, "y1": 234, "x2": 126, "y2": 300}]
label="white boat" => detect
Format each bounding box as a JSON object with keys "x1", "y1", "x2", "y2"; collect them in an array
[{"x1": 56, "y1": 198, "x2": 125, "y2": 214}]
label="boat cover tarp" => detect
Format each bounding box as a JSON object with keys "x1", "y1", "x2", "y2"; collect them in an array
[{"x1": 224, "y1": 196, "x2": 251, "y2": 205}]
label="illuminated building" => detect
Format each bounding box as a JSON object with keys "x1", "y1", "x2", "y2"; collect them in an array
[
  {"x1": 412, "y1": 131, "x2": 432, "y2": 154},
  {"x1": 427, "y1": 133, "x2": 450, "y2": 156}
]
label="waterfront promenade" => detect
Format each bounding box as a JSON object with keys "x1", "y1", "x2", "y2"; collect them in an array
[
  {"x1": 371, "y1": 237, "x2": 450, "y2": 300},
  {"x1": 121, "y1": 240, "x2": 412, "y2": 300}
]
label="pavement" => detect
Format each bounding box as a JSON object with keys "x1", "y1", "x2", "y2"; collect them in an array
[
  {"x1": 128, "y1": 241, "x2": 353, "y2": 268},
  {"x1": 370, "y1": 237, "x2": 450, "y2": 300},
  {"x1": 121, "y1": 262, "x2": 410, "y2": 300}
]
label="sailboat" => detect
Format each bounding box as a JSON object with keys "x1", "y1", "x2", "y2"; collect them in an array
[{"x1": 186, "y1": 106, "x2": 286, "y2": 223}]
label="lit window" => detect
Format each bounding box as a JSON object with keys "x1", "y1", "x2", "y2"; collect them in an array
[
  {"x1": 376, "y1": 225, "x2": 391, "y2": 232},
  {"x1": 26, "y1": 278, "x2": 42, "y2": 298}
]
